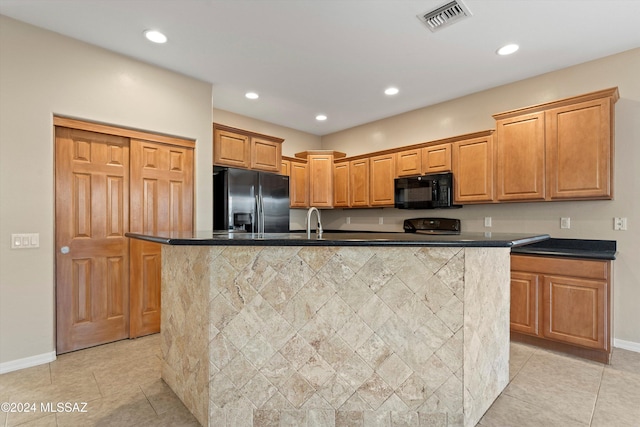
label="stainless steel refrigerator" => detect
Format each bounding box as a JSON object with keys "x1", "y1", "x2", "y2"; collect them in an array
[{"x1": 213, "y1": 167, "x2": 290, "y2": 233}]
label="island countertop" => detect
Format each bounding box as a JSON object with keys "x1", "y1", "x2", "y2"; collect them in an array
[{"x1": 125, "y1": 230, "x2": 549, "y2": 247}]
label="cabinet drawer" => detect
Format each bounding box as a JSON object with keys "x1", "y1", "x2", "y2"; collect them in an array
[{"x1": 511, "y1": 254, "x2": 608, "y2": 280}]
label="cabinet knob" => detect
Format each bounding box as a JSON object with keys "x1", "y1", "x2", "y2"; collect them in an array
[{"x1": 60, "y1": 246, "x2": 70, "y2": 254}]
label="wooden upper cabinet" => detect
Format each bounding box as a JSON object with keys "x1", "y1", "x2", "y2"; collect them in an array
[
  {"x1": 213, "y1": 123, "x2": 283, "y2": 172},
  {"x1": 333, "y1": 161, "x2": 350, "y2": 207},
  {"x1": 289, "y1": 158, "x2": 309, "y2": 208},
  {"x1": 396, "y1": 148, "x2": 422, "y2": 177},
  {"x1": 452, "y1": 134, "x2": 494, "y2": 203},
  {"x1": 494, "y1": 87, "x2": 618, "y2": 203},
  {"x1": 546, "y1": 97, "x2": 614, "y2": 200},
  {"x1": 369, "y1": 153, "x2": 396, "y2": 206},
  {"x1": 495, "y1": 112, "x2": 546, "y2": 201},
  {"x1": 422, "y1": 143, "x2": 451, "y2": 174},
  {"x1": 213, "y1": 128, "x2": 250, "y2": 169},
  {"x1": 281, "y1": 158, "x2": 291, "y2": 176},
  {"x1": 293, "y1": 151, "x2": 346, "y2": 208},
  {"x1": 350, "y1": 158, "x2": 370, "y2": 207},
  {"x1": 308, "y1": 154, "x2": 334, "y2": 207},
  {"x1": 396, "y1": 144, "x2": 451, "y2": 177},
  {"x1": 251, "y1": 137, "x2": 281, "y2": 172}
]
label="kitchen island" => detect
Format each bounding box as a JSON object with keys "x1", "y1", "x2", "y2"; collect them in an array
[{"x1": 127, "y1": 231, "x2": 548, "y2": 427}]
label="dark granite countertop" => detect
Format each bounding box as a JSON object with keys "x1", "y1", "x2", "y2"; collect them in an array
[
  {"x1": 511, "y1": 238, "x2": 617, "y2": 260},
  {"x1": 126, "y1": 230, "x2": 549, "y2": 248}
]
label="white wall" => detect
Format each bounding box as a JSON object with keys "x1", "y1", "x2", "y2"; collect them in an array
[
  {"x1": 0, "y1": 16, "x2": 213, "y2": 367},
  {"x1": 320, "y1": 48, "x2": 640, "y2": 348}
]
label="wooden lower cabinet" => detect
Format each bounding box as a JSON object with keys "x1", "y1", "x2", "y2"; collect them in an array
[
  {"x1": 510, "y1": 271, "x2": 540, "y2": 336},
  {"x1": 510, "y1": 254, "x2": 611, "y2": 363},
  {"x1": 543, "y1": 274, "x2": 607, "y2": 350}
]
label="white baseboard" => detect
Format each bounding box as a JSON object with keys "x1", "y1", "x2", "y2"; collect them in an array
[
  {"x1": 0, "y1": 351, "x2": 56, "y2": 374},
  {"x1": 613, "y1": 338, "x2": 640, "y2": 353}
]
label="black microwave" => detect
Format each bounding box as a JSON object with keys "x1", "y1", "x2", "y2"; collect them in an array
[{"x1": 394, "y1": 172, "x2": 461, "y2": 209}]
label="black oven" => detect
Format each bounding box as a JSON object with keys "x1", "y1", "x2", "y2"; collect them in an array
[{"x1": 394, "y1": 172, "x2": 460, "y2": 209}]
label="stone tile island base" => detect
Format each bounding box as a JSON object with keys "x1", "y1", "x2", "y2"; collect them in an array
[{"x1": 161, "y1": 245, "x2": 510, "y2": 427}]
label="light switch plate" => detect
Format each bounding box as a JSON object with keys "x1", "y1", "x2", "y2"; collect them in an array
[
  {"x1": 11, "y1": 233, "x2": 39, "y2": 249},
  {"x1": 484, "y1": 217, "x2": 492, "y2": 227}
]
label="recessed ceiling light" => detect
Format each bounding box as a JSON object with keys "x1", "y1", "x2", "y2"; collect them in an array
[
  {"x1": 316, "y1": 114, "x2": 327, "y2": 121},
  {"x1": 144, "y1": 30, "x2": 167, "y2": 44},
  {"x1": 385, "y1": 87, "x2": 399, "y2": 96},
  {"x1": 497, "y1": 43, "x2": 519, "y2": 56},
  {"x1": 245, "y1": 92, "x2": 259, "y2": 100}
]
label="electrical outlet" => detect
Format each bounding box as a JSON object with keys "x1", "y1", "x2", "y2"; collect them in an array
[
  {"x1": 614, "y1": 217, "x2": 628, "y2": 231},
  {"x1": 560, "y1": 217, "x2": 571, "y2": 229},
  {"x1": 346, "y1": 216, "x2": 351, "y2": 225},
  {"x1": 378, "y1": 217, "x2": 384, "y2": 225},
  {"x1": 484, "y1": 217, "x2": 492, "y2": 227}
]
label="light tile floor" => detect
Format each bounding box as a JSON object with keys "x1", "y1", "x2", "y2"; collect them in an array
[{"x1": 1, "y1": 335, "x2": 638, "y2": 426}]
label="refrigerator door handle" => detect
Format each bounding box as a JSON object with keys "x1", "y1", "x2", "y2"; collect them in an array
[
  {"x1": 254, "y1": 194, "x2": 259, "y2": 234},
  {"x1": 255, "y1": 192, "x2": 264, "y2": 234},
  {"x1": 259, "y1": 193, "x2": 265, "y2": 234}
]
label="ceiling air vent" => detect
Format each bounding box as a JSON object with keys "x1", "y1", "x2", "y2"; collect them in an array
[{"x1": 417, "y1": 0, "x2": 472, "y2": 32}]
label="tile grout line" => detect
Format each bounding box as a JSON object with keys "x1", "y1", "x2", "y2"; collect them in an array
[{"x1": 588, "y1": 365, "x2": 606, "y2": 427}]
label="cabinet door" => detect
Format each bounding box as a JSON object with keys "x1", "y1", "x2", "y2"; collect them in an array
[
  {"x1": 350, "y1": 159, "x2": 370, "y2": 207},
  {"x1": 214, "y1": 129, "x2": 250, "y2": 168},
  {"x1": 510, "y1": 271, "x2": 540, "y2": 336},
  {"x1": 333, "y1": 162, "x2": 350, "y2": 207},
  {"x1": 422, "y1": 143, "x2": 451, "y2": 174},
  {"x1": 290, "y1": 160, "x2": 309, "y2": 208},
  {"x1": 496, "y1": 112, "x2": 545, "y2": 201},
  {"x1": 543, "y1": 275, "x2": 608, "y2": 350},
  {"x1": 251, "y1": 137, "x2": 281, "y2": 172},
  {"x1": 452, "y1": 135, "x2": 494, "y2": 203},
  {"x1": 308, "y1": 154, "x2": 334, "y2": 207},
  {"x1": 281, "y1": 159, "x2": 290, "y2": 176},
  {"x1": 370, "y1": 154, "x2": 396, "y2": 206},
  {"x1": 546, "y1": 98, "x2": 613, "y2": 200},
  {"x1": 396, "y1": 148, "x2": 422, "y2": 177}
]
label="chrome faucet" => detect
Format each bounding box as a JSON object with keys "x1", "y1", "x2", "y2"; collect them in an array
[{"x1": 306, "y1": 207, "x2": 323, "y2": 239}]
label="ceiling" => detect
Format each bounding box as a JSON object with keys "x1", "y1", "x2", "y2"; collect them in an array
[{"x1": 1, "y1": 0, "x2": 639, "y2": 135}]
